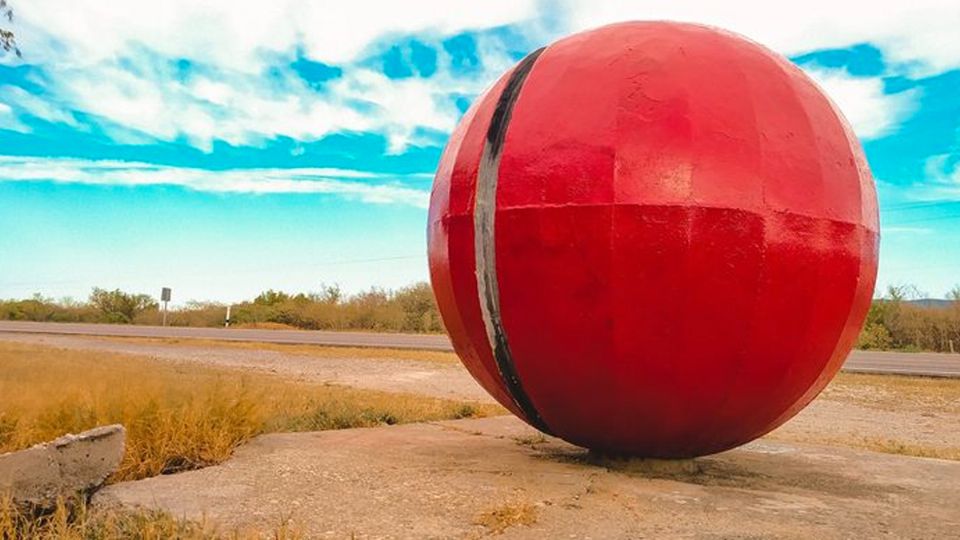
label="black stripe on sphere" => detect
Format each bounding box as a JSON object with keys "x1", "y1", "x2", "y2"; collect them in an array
[
  {"x1": 474, "y1": 46, "x2": 551, "y2": 434},
  {"x1": 486, "y1": 47, "x2": 545, "y2": 157}
]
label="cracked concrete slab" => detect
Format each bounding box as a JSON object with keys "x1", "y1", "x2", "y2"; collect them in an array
[
  {"x1": 94, "y1": 416, "x2": 960, "y2": 539},
  {"x1": 1, "y1": 425, "x2": 125, "y2": 510}
]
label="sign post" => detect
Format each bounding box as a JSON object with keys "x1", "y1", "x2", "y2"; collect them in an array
[{"x1": 160, "y1": 287, "x2": 171, "y2": 327}]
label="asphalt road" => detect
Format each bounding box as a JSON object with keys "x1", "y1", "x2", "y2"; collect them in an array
[{"x1": 1, "y1": 320, "x2": 957, "y2": 378}]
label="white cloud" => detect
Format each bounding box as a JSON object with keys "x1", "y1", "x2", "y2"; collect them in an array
[
  {"x1": 6, "y1": 1, "x2": 530, "y2": 152},
  {"x1": 874, "y1": 154, "x2": 960, "y2": 207},
  {"x1": 0, "y1": 102, "x2": 28, "y2": 132},
  {"x1": 919, "y1": 153, "x2": 960, "y2": 200},
  {"x1": 925, "y1": 153, "x2": 960, "y2": 185},
  {"x1": 0, "y1": 156, "x2": 430, "y2": 207},
  {"x1": 3, "y1": 0, "x2": 955, "y2": 153},
  {"x1": 13, "y1": 0, "x2": 538, "y2": 71},
  {"x1": 295, "y1": 2, "x2": 538, "y2": 65},
  {"x1": 803, "y1": 68, "x2": 919, "y2": 139},
  {"x1": 0, "y1": 0, "x2": 537, "y2": 152},
  {"x1": 559, "y1": 0, "x2": 960, "y2": 74},
  {"x1": 0, "y1": 85, "x2": 78, "y2": 127},
  {"x1": 16, "y1": 0, "x2": 956, "y2": 73}
]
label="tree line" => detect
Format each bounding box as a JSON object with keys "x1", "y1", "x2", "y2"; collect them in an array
[
  {"x1": 0, "y1": 283, "x2": 444, "y2": 334},
  {"x1": 857, "y1": 285, "x2": 960, "y2": 353},
  {"x1": 2, "y1": 282, "x2": 959, "y2": 350}
]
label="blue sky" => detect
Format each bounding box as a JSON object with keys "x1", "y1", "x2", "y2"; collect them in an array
[{"x1": 0, "y1": 0, "x2": 958, "y2": 304}]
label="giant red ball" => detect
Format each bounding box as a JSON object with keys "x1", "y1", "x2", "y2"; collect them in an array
[{"x1": 427, "y1": 22, "x2": 879, "y2": 457}]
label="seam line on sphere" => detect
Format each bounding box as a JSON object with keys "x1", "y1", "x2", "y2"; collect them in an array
[{"x1": 473, "y1": 46, "x2": 552, "y2": 435}]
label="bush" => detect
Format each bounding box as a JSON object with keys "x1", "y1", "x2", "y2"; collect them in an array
[
  {"x1": 396, "y1": 282, "x2": 445, "y2": 333},
  {"x1": 0, "y1": 295, "x2": 100, "y2": 323},
  {"x1": 857, "y1": 323, "x2": 893, "y2": 350},
  {"x1": 856, "y1": 284, "x2": 960, "y2": 352},
  {"x1": 222, "y1": 284, "x2": 443, "y2": 333},
  {"x1": 89, "y1": 288, "x2": 158, "y2": 324},
  {"x1": 0, "y1": 283, "x2": 446, "y2": 334}
]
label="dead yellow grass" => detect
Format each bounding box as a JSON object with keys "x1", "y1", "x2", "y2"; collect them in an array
[
  {"x1": 101, "y1": 335, "x2": 460, "y2": 364},
  {"x1": 0, "y1": 495, "x2": 302, "y2": 540},
  {"x1": 474, "y1": 501, "x2": 538, "y2": 535},
  {"x1": 823, "y1": 372, "x2": 960, "y2": 414},
  {"x1": 848, "y1": 437, "x2": 960, "y2": 461},
  {"x1": 230, "y1": 322, "x2": 301, "y2": 330},
  {"x1": 0, "y1": 341, "x2": 502, "y2": 483},
  {"x1": 771, "y1": 433, "x2": 960, "y2": 461},
  {"x1": 770, "y1": 372, "x2": 960, "y2": 461}
]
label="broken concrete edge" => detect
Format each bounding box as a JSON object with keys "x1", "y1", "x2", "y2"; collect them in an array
[
  {"x1": 0, "y1": 424, "x2": 126, "y2": 512},
  {"x1": 49, "y1": 424, "x2": 125, "y2": 448}
]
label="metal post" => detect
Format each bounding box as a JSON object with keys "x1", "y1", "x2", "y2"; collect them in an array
[
  {"x1": 160, "y1": 287, "x2": 171, "y2": 327},
  {"x1": 225, "y1": 305, "x2": 232, "y2": 328}
]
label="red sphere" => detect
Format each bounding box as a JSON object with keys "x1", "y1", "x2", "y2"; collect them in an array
[{"x1": 427, "y1": 22, "x2": 879, "y2": 457}]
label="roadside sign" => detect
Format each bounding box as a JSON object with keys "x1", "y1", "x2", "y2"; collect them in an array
[{"x1": 160, "y1": 287, "x2": 171, "y2": 326}]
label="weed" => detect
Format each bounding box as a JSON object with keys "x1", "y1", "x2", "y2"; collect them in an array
[{"x1": 474, "y1": 501, "x2": 538, "y2": 535}]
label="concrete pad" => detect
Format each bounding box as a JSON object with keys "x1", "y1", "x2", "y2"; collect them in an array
[
  {"x1": 94, "y1": 417, "x2": 960, "y2": 538},
  {"x1": 1, "y1": 424, "x2": 125, "y2": 510}
]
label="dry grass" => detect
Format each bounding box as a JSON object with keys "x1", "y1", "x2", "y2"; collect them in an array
[
  {"x1": 474, "y1": 501, "x2": 538, "y2": 535},
  {"x1": 822, "y1": 372, "x2": 960, "y2": 414},
  {"x1": 0, "y1": 341, "x2": 502, "y2": 483},
  {"x1": 849, "y1": 437, "x2": 960, "y2": 461},
  {"x1": 230, "y1": 322, "x2": 302, "y2": 331},
  {"x1": 776, "y1": 434, "x2": 960, "y2": 461},
  {"x1": 0, "y1": 495, "x2": 302, "y2": 540},
  {"x1": 769, "y1": 372, "x2": 960, "y2": 461},
  {"x1": 101, "y1": 335, "x2": 460, "y2": 364}
]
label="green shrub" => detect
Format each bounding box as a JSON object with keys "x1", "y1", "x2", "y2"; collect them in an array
[{"x1": 857, "y1": 322, "x2": 893, "y2": 350}]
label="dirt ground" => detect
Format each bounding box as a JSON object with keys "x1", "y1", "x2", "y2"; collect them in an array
[{"x1": 4, "y1": 332, "x2": 960, "y2": 538}]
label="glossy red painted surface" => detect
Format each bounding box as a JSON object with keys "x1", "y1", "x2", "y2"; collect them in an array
[{"x1": 427, "y1": 22, "x2": 879, "y2": 457}]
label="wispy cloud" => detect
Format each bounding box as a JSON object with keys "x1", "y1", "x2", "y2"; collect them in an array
[
  {"x1": 804, "y1": 67, "x2": 919, "y2": 140},
  {"x1": 561, "y1": 0, "x2": 960, "y2": 74},
  {"x1": 0, "y1": 156, "x2": 430, "y2": 207},
  {"x1": 0, "y1": 85, "x2": 78, "y2": 126},
  {"x1": 0, "y1": 102, "x2": 28, "y2": 133},
  {"x1": 11, "y1": 0, "x2": 537, "y2": 70},
  {"x1": 883, "y1": 226, "x2": 934, "y2": 234},
  {"x1": 901, "y1": 153, "x2": 960, "y2": 201},
  {"x1": 4, "y1": 0, "x2": 537, "y2": 153},
  {"x1": 926, "y1": 153, "x2": 960, "y2": 183},
  {"x1": 0, "y1": 0, "x2": 960, "y2": 165},
  {"x1": 5, "y1": 0, "x2": 952, "y2": 155},
  {"x1": 5, "y1": 54, "x2": 470, "y2": 153}
]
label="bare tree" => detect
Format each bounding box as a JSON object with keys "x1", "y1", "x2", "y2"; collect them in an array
[
  {"x1": 948, "y1": 285, "x2": 960, "y2": 303},
  {"x1": 885, "y1": 283, "x2": 923, "y2": 302},
  {"x1": 0, "y1": 0, "x2": 20, "y2": 57}
]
